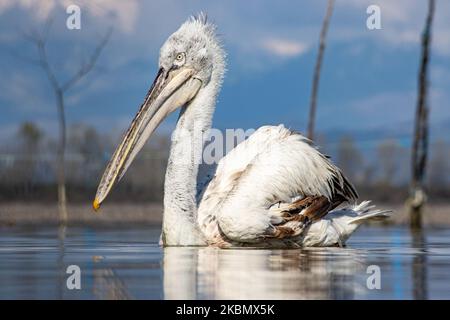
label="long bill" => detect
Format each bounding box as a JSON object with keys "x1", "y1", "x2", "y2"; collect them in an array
[{"x1": 93, "y1": 66, "x2": 202, "y2": 211}]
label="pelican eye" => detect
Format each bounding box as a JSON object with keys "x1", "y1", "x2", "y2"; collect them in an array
[{"x1": 175, "y1": 53, "x2": 185, "y2": 62}]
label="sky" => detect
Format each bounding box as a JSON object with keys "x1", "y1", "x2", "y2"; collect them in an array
[{"x1": 0, "y1": 0, "x2": 449, "y2": 151}]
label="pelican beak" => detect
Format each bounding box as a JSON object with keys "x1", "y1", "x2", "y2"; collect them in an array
[{"x1": 93, "y1": 66, "x2": 202, "y2": 211}]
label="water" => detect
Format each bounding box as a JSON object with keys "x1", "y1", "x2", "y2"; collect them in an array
[{"x1": 0, "y1": 225, "x2": 449, "y2": 299}]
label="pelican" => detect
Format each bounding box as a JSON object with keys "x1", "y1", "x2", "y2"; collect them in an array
[{"x1": 93, "y1": 15, "x2": 390, "y2": 247}]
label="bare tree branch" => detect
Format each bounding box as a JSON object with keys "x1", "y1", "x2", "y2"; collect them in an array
[
  {"x1": 22, "y1": 22, "x2": 112, "y2": 93},
  {"x1": 22, "y1": 20, "x2": 60, "y2": 91},
  {"x1": 61, "y1": 28, "x2": 112, "y2": 92},
  {"x1": 307, "y1": 0, "x2": 334, "y2": 140},
  {"x1": 5, "y1": 46, "x2": 42, "y2": 66},
  {"x1": 20, "y1": 19, "x2": 111, "y2": 224},
  {"x1": 36, "y1": 37, "x2": 60, "y2": 91}
]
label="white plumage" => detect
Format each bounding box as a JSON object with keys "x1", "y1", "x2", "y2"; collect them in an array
[
  {"x1": 95, "y1": 15, "x2": 390, "y2": 248},
  {"x1": 197, "y1": 125, "x2": 353, "y2": 244},
  {"x1": 196, "y1": 126, "x2": 389, "y2": 247}
]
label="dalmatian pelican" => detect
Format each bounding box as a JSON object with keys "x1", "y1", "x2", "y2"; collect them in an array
[{"x1": 93, "y1": 15, "x2": 390, "y2": 247}]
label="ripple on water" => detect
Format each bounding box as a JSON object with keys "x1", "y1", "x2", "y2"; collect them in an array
[{"x1": 0, "y1": 225, "x2": 449, "y2": 299}]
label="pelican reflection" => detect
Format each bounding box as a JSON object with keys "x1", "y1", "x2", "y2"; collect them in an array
[{"x1": 163, "y1": 246, "x2": 365, "y2": 299}]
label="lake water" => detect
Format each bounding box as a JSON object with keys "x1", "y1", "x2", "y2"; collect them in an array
[{"x1": 0, "y1": 225, "x2": 449, "y2": 299}]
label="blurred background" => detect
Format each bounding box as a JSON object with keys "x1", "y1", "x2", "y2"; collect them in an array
[{"x1": 0, "y1": 0, "x2": 449, "y2": 226}]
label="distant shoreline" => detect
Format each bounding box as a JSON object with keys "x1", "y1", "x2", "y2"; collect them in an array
[
  {"x1": 0, "y1": 202, "x2": 163, "y2": 228},
  {"x1": 1, "y1": 202, "x2": 450, "y2": 228}
]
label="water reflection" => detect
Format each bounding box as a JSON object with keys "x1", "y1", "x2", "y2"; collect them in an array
[
  {"x1": 92, "y1": 265, "x2": 131, "y2": 299},
  {"x1": 411, "y1": 229, "x2": 428, "y2": 299},
  {"x1": 57, "y1": 225, "x2": 66, "y2": 300},
  {"x1": 163, "y1": 247, "x2": 365, "y2": 299},
  {"x1": 0, "y1": 226, "x2": 449, "y2": 299}
]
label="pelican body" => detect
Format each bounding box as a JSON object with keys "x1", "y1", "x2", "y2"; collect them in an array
[{"x1": 94, "y1": 15, "x2": 389, "y2": 247}]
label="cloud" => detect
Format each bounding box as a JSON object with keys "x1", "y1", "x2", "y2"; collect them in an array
[
  {"x1": 337, "y1": 87, "x2": 449, "y2": 132},
  {"x1": 2, "y1": 1, "x2": 450, "y2": 59},
  {"x1": 76, "y1": 0, "x2": 139, "y2": 33},
  {"x1": 0, "y1": 0, "x2": 56, "y2": 21},
  {"x1": 1, "y1": 0, "x2": 450, "y2": 142},
  {"x1": 0, "y1": 0, "x2": 139, "y2": 33},
  {"x1": 260, "y1": 38, "x2": 308, "y2": 58},
  {"x1": 340, "y1": 0, "x2": 450, "y2": 56}
]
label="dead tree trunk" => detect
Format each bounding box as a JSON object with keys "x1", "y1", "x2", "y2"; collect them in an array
[
  {"x1": 409, "y1": 0, "x2": 435, "y2": 230},
  {"x1": 55, "y1": 89, "x2": 67, "y2": 222},
  {"x1": 307, "y1": 0, "x2": 334, "y2": 140},
  {"x1": 24, "y1": 22, "x2": 111, "y2": 225}
]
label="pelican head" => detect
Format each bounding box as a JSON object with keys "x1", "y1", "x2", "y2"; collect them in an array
[{"x1": 93, "y1": 15, "x2": 225, "y2": 211}]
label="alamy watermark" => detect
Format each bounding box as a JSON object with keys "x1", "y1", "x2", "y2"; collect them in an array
[
  {"x1": 66, "y1": 265, "x2": 81, "y2": 290},
  {"x1": 366, "y1": 265, "x2": 381, "y2": 290},
  {"x1": 366, "y1": 5, "x2": 382, "y2": 30},
  {"x1": 169, "y1": 126, "x2": 257, "y2": 165},
  {"x1": 66, "y1": 4, "x2": 81, "y2": 30}
]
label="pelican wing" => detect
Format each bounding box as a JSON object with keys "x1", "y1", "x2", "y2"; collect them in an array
[{"x1": 197, "y1": 125, "x2": 357, "y2": 246}]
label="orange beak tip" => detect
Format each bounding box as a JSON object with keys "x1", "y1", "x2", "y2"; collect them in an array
[{"x1": 93, "y1": 199, "x2": 101, "y2": 212}]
